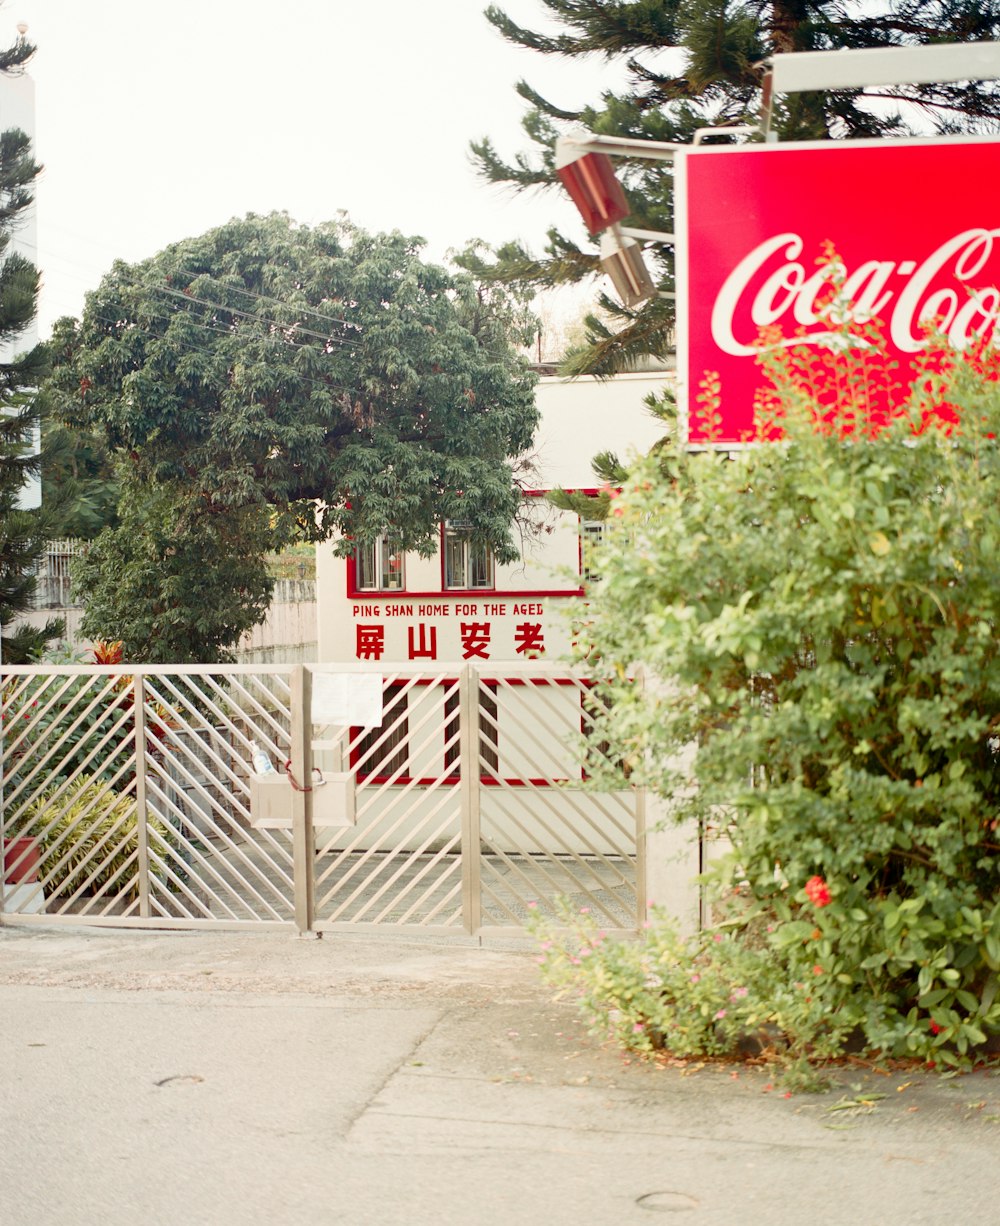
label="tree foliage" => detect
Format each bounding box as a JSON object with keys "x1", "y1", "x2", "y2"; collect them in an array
[
  {"x1": 49, "y1": 213, "x2": 538, "y2": 662},
  {"x1": 41, "y1": 314, "x2": 120, "y2": 540},
  {"x1": 566, "y1": 333, "x2": 1000, "y2": 1066},
  {"x1": 0, "y1": 33, "x2": 61, "y2": 662},
  {"x1": 469, "y1": 0, "x2": 1000, "y2": 373}
]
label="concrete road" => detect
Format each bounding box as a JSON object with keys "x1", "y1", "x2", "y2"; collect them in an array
[{"x1": 1, "y1": 925, "x2": 997, "y2": 1226}]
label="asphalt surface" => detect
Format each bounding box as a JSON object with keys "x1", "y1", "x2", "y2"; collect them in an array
[{"x1": 1, "y1": 923, "x2": 998, "y2": 1226}]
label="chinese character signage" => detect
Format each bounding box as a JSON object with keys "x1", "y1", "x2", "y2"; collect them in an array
[
  {"x1": 675, "y1": 138, "x2": 1000, "y2": 443},
  {"x1": 349, "y1": 600, "x2": 550, "y2": 663}
]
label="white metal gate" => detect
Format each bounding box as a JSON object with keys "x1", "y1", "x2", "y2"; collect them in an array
[{"x1": 1, "y1": 663, "x2": 644, "y2": 937}]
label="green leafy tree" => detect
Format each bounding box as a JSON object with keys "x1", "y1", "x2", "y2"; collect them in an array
[
  {"x1": 563, "y1": 330, "x2": 1000, "y2": 1067},
  {"x1": 49, "y1": 213, "x2": 538, "y2": 662},
  {"x1": 0, "y1": 30, "x2": 61, "y2": 662},
  {"x1": 40, "y1": 316, "x2": 120, "y2": 541},
  {"x1": 469, "y1": 0, "x2": 1000, "y2": 374}
]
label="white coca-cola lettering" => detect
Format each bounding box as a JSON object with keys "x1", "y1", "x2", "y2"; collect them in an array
[
  {"x1": 889, "y1": 230, "x2": 1000, "y2": 352},
  {"x1": 710, "y1": 228, "x2": 1000, "y2": 358}
]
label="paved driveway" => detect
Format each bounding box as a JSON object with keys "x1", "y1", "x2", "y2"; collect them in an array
[{"x1": 1, "y1": 926, "x2": 997, "y2": 1225}]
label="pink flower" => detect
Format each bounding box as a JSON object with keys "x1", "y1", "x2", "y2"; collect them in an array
[
  {"x1": 730, "y1": 986, "x2": 748, "y2": 1000},
  {"x1": 804, "y1": 876, "x2": 832, "y2": 907},
  {"x1": 632, "y1": 1022, "x2": 645, "y2": 1034},
  {"x1": 526, "y1": 900, "x2": 538, "y2": 909},
  {"x1": 714, "y1": 1008, "x2": 727, "y2": 1021},
  {"x1": 690, "y1": 973, "x2": 701, "y2": 984}
]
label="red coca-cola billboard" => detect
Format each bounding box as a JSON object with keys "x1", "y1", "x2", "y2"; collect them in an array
[{"x1": 675, "y1": 138, "x2": 1000, "y2": 443}]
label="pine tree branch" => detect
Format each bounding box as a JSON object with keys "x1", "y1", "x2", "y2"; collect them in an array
[
  {"x1": 560, "y1": 296, "x2": 676, "y2": 378},
  {"x1": 515, "y1": 79, "x2": 583, "y2": 121}
]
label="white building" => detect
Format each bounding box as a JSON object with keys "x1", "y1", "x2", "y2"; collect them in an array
[
  {"x1": 316, "y1": 371, "x2": 668, "y2": 667},
  {"x1": 310, "y1": 370, "x2": 699, "y2": 932}
]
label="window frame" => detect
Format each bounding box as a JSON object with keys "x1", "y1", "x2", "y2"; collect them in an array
[
  {"x1": 354, "y1": 536, "x2": 406, "y2": 592},
  {"x1": 443, "y1": 521, "x2": 495, "y2": 591},
  {"x1": 579, "y1": 518, "x2": 607, "y2": 584}
]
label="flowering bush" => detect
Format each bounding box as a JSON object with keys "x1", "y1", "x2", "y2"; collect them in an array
[
  {"x1": 570, "y1": 322, "x2": 1000, "y2": 1071},
  {"x1": 528, "y1": 902, "x2": 861, "y2": 1074}
]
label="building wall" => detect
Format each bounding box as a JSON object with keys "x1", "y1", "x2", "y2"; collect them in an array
[{"x1": 17, "y1": 579, "x2": 318, "y2": 664}]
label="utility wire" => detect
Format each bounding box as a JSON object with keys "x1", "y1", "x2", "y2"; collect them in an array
[
  {"x1": 80, "y1": 309, "x2": 363, "y2": 402},
  {"x1": 174, "y1": 267, "x2": 358, "y2": 333},
  {"x1": 104, "y1": 294, "x2": 349, "y2": 356},
  {"x1": 67, "y1": 307, "x2": 440, "y2": 425},
  {"x1": 149, "y1": 285, "x2": 360, "y2": 349}
]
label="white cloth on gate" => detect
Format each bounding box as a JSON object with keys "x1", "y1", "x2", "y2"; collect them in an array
[{"x1": 311, "y1": 672, "x2": 383, "y2": 727}]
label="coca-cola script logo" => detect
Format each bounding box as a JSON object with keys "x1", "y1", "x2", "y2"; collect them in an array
[
  {"x1": 712, "y1": 229, "x2": 1000, "y2": 357},
  {"x1": 680, "y1": 141, "x2": 1000, "y2": 442}
]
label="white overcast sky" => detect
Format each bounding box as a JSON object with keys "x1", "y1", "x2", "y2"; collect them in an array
[{"x1": 5, "y1": 0, "x2": 627, "y2": 338}]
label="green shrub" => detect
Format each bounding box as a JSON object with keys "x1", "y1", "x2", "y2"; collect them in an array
[
  {"x1": 570, "y1": 331, "x2": 1000, "y2": 1070},
  {"x1": 24, "y1": 773, "x2": 172, "y2": 902}
]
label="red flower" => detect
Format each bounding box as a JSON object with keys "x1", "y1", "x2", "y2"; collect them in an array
[
  {"x1": 804, "y1": 875, "x2": 832, "y2": 908},
  {"x1": 929, "y1": 1021, "x2": 944, "y2": 1035}
]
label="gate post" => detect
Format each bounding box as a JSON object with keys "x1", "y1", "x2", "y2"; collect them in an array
[
  {"x1": 289, "y1": 665, "x2": 318, "y2": 937},
  {"x1": 133, "y1": 671, "x2": 152, "y2": 918},
  {"x1": 459, "y1": 665, "x2": 482, "y2": 935}
]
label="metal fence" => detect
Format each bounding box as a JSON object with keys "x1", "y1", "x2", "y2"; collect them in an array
[{"x1": 1, "y1": 663, "x2": 645, "y2": 937}]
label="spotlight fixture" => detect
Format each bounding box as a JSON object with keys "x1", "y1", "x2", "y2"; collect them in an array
[
  {"x1": 599, "y1": 229, "x2": 657, "y2": 308},
  {"x1": 554, "y1": 140, "x2": 630, "y2": 237}
]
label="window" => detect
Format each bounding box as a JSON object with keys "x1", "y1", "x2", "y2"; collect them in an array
[
  {"x1": 354, "y1": 683, "x2": 408, "y2": 778},
  {"x1": 354, "y1": 536, "x2": 405, "y2": 591},
  {"x1": 444, "y1": 522, "x2": 494, "y2": 590},
  {"x1": 580, "y1": 519, "x2": 607, "y2": 583},
  {"x1": 444, "y1": 684, "x2": 500, "y2": 775}
]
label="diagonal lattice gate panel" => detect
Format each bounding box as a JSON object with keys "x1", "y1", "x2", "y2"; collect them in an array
[
  {"x1": 476, "y1": 673, "x2": 640, "y2": 933},
  {"x1": 313, "y1": 671, "x2": 464, "y2": 929},
  {"x1": 2, "y1": 669, "x2": 146, "y2": 918},
  {"x1": 139, "y1": 670, "x2": 297, "y2": 923},
  {"x1": 1, "y1": 665, "x2": 300, "y2": 925},
  {"x1": 3, "y1": 663, "x2": 645, "y2": 935}
]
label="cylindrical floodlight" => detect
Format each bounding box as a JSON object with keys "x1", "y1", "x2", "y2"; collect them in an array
[
  {"x1": 599, "y1": 231, "x2": 657, "y2": 307},
  {"x1": 555, "y1": 139, "x2": 630, "y2": 236}
]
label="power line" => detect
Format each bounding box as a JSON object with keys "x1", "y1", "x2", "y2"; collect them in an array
[
  {"x1": 16, "y1": 235, "x2": 363, "y2": 341},
  {"x1": 80, "y1": 308, "x2": 363, "y2": 402},
  {"x1": 151, "y1": 282, "x2": 360, "y2": 349},
  {"x1": 67, "y1": 306, "x2": 445, "y2": 426},
  {"x1": 105, "y1": 293, "x2": 351, "y2": 357},
  {"x1": 20, "y1": 224, "x2": 375, "y2": 340},
  {"x1": 174, "y1": 267, "x2": 357, "y2": 334}
]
